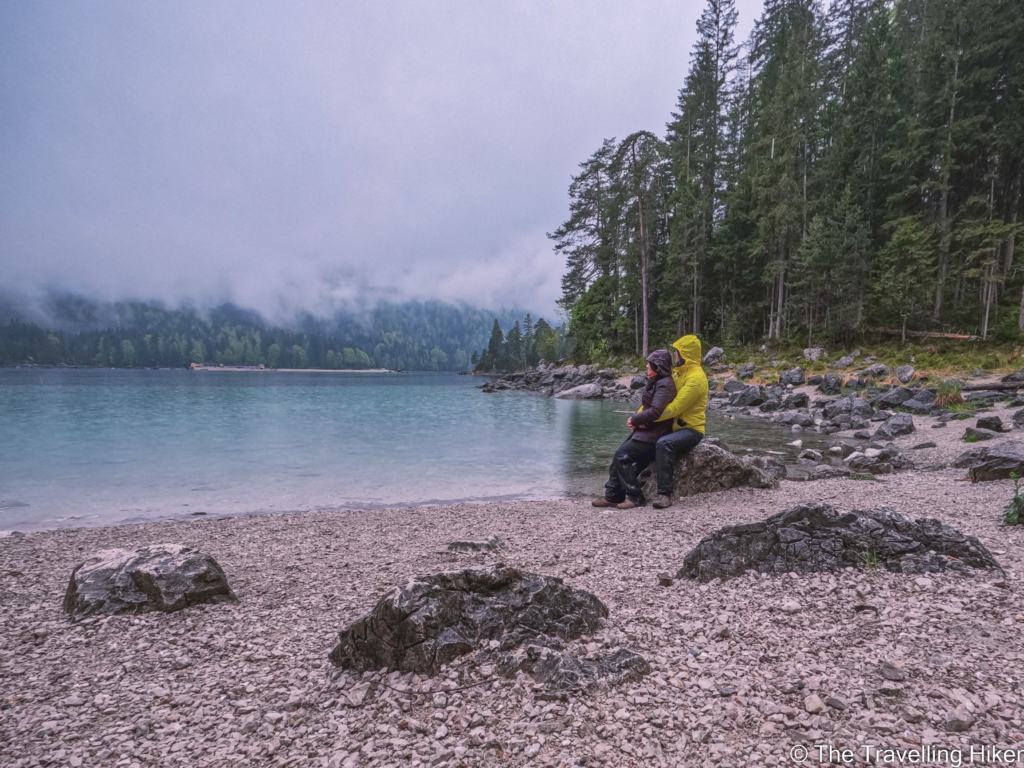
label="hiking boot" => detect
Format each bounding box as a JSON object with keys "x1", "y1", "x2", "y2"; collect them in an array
[
  {"x1": 617, "y1": 499, "x2": 640, "y2": 509},
  {"x1": 652, "y1": 494, "x2": 673, "y2": 509},
  {"x1": 592, "y1": 498, "x2": 616, "y2": 508}
]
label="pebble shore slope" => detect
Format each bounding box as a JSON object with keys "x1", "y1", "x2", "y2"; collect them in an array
[{"x1": 3, "y1": 406, "x2": 1024, "y2": 767}]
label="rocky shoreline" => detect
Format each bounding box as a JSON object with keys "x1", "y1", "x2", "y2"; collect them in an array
[
  {"x1": 4, "y1": 436, "x2": 1024, "y2": 767},
  {"x1": 5, "y1": 354, "x2": 1024, "y2": 767}
]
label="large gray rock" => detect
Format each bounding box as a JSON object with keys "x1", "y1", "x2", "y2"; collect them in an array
[
  {"x1": 862, "y1": 364, "x2": 892, "y2": 379},
  {"x1": 783, "y1": 392, "x2": 810, "y2": 409},
  {"x1": 818, "y1": 373, "x2": 843, "y2": 395},
  {"x1": 780, "y1": 367, "x2": 805, "y2": 386},
  {"x1": 829, "y1": 354, "x2": 856, "y2": 368},
  {"x1": 703, "y1": 346, "x2": 725, "y2": 365},
  {"x1": 729, "y1": 385, "x2": 765, "y2": 407},
  {"x1": 553, "y1": 382, "x2": 603, "y2": 400},
  {"x1": 874, "y1": 412, "x2": 915, "y2": 440},
  {"x1": 976, "y1": 415, "x2": 1005, "y2": 432},
  {"x1": 63, "y1": 544, "x2": 237, "y2": 621},
  {"x1": 963, "y1": 444, "x2": 1024, "y2": 482},
  {"x1": 847, "y1": 445, "x2": 914, "y2": 475},
  {"x1": 723, "y1": 379, "x2": 747, "y2": 393},
  {"x1": 676, "y1": 503, "x2": 1002, "y2": 583},
  {"x1": 803, "y1": 347, "x2": 827, "y2": 362},
  {"x1": 873, "y1": 387, "x2": 915, "y2": 409},
  {"x1": 737, "y1": 363, "x2": 756, "y2": 380},
  {"x1": 643, "y1": 443, "x2": 779, "y2": 502},
  {"x1": 328, "y1": 566, "x2": 608, "y2": 674},
  {"x1": 896, "y1": 365, "x2": 916, "y2": 384}
]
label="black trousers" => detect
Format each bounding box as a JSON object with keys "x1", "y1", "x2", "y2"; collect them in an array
[
  {"x1": 654, "y1": 428, "x2": 704, "y2": 495},
  {"x1": 604, "y1": 437, "x2": 658, "y2": 505}
]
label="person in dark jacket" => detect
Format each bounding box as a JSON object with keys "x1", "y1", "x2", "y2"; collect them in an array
[{"x1": 593, "y1": 349, "x2": 677, "y2": 509}]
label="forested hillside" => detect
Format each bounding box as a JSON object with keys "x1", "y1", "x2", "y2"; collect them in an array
[
  {"x1": 0, "y1": 296, "x2": 551, "y2": 371},
  {"x1": 553, "y1": 0, "x2": 1024, "y2": 362}
]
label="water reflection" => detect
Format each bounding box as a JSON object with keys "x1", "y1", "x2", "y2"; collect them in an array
[{"x1": 557, "y1": 399, "x2": 837, "y2": 499}]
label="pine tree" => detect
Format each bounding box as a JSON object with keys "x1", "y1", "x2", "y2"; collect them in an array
[{"x1": 486, "y1": 319, "x2": 505, "y2": 371}]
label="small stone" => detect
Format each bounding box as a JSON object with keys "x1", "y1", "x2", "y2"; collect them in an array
[
  {"x1": 657, "y1": 572, "x2": 674, "y2": 587},
  {"x1": 945, "y1": 706, "x2": 974, "y2": 733},
  {"x1": 435, "y1": 724, "x2": 449, "y2": 739},
  {"x1": 804, "y1": 694, "x2": 826, "y2": 714},
  {"x1": 432, "y1": 693, "x2": 448, "y2": 708},
  {"x1": 524, "y1": 742, "x2": 541, "y2": 758},
  {"x1": 912, "y1": 441, "x2": 937, "y2": 449},
  {"x1": 63, "y1": 696, "x2": 85, "y2": 707},
  {"x1": 781, "y1": 600, "x2": 802, "y2": 614},
  {"x1": 172, "y1": 656, "x2": 192, "y2": 670},
  {"x1": 880, "y1": 660, "x2": 906, "y2": 681},
  {"x1": 263, "y1": 712, "x2": 284, "y2": 725},
  {"x1": 825, "y1": 696, "x2": 847, "y2": 711}
]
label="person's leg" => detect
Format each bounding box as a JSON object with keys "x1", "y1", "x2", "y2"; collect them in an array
[
  {"x1": 655, "y1": 429, "x2": 704, "y2": 497},
  {"x1": 609, "y1": 438, "x2": 657, "y2": 506},
  {"x1": 601, "y1": 438, "x2": 633, "y2": 504}
]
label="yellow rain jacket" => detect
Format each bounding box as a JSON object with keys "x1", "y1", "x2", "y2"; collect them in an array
[{"x1": 657, "y1": 335, "x2": 709, "y2": 435}]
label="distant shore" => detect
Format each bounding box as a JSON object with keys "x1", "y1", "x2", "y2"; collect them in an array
[{"x1": 189, "y1": 365, "x2": 399, "y2": 373}]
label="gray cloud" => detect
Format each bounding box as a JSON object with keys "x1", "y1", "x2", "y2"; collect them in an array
[{"x1": 0, "y1": 1, "x2": 759, "y2": 320}]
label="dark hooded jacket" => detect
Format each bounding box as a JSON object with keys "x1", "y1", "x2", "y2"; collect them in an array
[{"x1": 629, "y1": 350, "x2": 677, "y2": 444}]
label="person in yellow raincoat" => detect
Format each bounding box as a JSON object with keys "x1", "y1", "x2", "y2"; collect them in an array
[{"x1": 648, "y1": 335, "x2": 708, "y2": 509}]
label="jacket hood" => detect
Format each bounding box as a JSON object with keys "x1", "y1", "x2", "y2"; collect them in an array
[
  {"x1": 646, "y1": 349, "x2": 673, "y2": 377},
  {"x1": 672, "y1": 335, "x2": 702, "y2": 366}
]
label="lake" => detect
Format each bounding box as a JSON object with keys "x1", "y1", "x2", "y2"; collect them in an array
[{"x1": 0, "y1": 368, "x2": 830, "y2": 532}]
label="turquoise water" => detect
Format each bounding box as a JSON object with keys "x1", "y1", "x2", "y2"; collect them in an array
[{"x1": 0, "y1": 369, "x2": 826, "y2": 532}]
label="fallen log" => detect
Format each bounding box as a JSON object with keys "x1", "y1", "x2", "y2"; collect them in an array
[
  {"x1": 960, "y1": 382, "x2": 1024, "y2": 392},
  {"x1": 868, "y1": 327, "x2": 981, "y2": 341}
]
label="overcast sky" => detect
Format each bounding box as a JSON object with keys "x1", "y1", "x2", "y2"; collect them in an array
[{"x1": 1, "y1": 1, "x2": 760, "y2": 320}]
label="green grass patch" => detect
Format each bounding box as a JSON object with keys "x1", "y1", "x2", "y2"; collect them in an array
[
  {"x1": 964, "y1": 434, "x2": 981, "y2": 442},
  {"x1": 953, "y1": 412, "x2": 974, "y2": 421},
  {"x1": 945, "y1": 402, "x2": 973, "y2": 412},
  {"x1": 849, "y1": 473, "x2": 883, "y2": 482}
]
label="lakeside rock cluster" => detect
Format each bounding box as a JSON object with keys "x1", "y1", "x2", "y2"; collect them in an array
[{"x1": 478, "y1": 362, "x2": 641, "y2": 401}]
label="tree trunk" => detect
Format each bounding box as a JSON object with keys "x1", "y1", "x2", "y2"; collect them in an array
[{"x1": 933, "y1": 55, "x2": 959, "y2": 320}]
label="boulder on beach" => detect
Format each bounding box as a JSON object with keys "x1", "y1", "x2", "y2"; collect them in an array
[
  {"x1": 729, "y1": 385, "x2": 765, "y2": 407},
  {"x1": 553, "y1": 382, "x2": 603, "y2": 400},
  {"x1": 642, "y1": 442, "x2": 779, "y2": 502},
  {"x1": 676, "y1": 503, "x2": 1002, "y2": 583},
  {"x1": 896, "y1": 365, "x2": 916, "y2": 383},
  {"x1": 328, "y1": 565, "x2": 608, "y2": 675},
  {"x1": 779, "y1": 367, "x2": 805, "y2": 386},
  {"x1": 953, "y1": 443, "x2": 1024, "y2": 481},
  {"x1": 62, "y1": 544, "x2": 237, "y2": 620},
  {"x1": 803, "y1": 347, "x2": 827, "y2": 362},
  {"x1": 874, "y1": 412, "x2": 915, "y2": 440},
  {"x1": 818, "y1": 373, "x2": 843, "y2": 395}
]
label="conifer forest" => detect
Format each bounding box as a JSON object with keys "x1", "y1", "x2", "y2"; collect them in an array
[{"x1": 551, "y1": 0, "x2": 1024, "y2": 361}]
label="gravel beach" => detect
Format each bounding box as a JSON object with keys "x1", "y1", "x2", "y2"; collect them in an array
[{"x1": 3, "y1": 404, "x2": 1024, "y2": 768}]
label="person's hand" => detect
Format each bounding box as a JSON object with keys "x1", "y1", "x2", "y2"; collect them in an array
[{"x1": 627, "y1": 417, "x2": 634, "y2": 430}]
